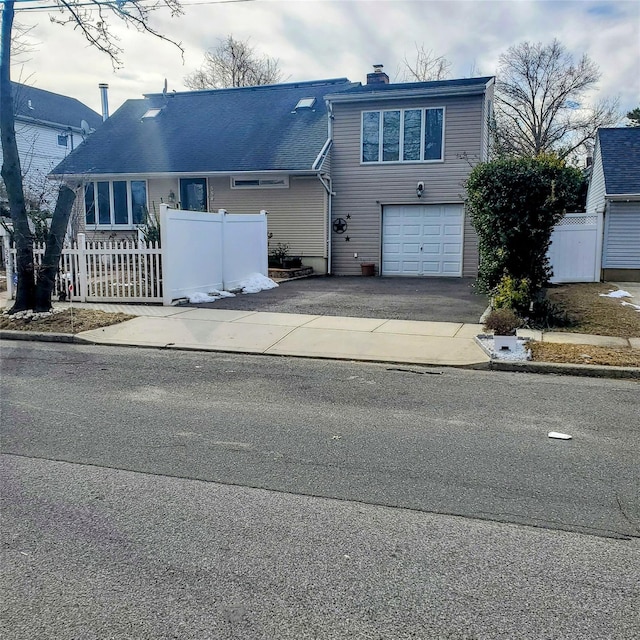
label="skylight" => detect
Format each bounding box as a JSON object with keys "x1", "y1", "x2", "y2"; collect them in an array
[
  {"x1": 141, "y1": 108, "x2": 162, "y2": 120},
  {"x1": 295, "y1": 97, "x2": 316, "y2": 109}
]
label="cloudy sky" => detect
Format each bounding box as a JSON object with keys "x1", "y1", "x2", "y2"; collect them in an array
[{"x1": 10, "y1": 0, "x2": 640, "y2": 119}]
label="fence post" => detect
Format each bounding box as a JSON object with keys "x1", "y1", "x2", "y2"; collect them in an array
[
  {"x1": 260, "y1": 210, "x2": 268, "y2": 276},
  {"x1": 77, "y1": 233, "x2": 88, "y2": 301},
  {"x1": 219, "y1": 209, "x2": 227, "y2": 290}
]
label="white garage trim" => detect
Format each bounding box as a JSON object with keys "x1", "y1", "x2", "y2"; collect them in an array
[{"x1": 382, "y1": 204, "x2": 464, "y2": 276}]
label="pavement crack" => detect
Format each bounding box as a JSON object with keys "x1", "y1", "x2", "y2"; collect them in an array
[{"x1": 616, "y1": 494, "x2": 640, "y2": 534}]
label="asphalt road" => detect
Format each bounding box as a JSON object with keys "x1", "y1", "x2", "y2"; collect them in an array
[{"x1": 2, "y1": 342, "x2": 639, "y2": 638}]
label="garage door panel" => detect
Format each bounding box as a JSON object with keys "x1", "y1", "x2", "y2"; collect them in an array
[{"x1": 383, "y1": 205, "x2": 463, "y2": 277}]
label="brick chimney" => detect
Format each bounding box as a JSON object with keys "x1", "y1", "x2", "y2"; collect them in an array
[{"x1": 366, "y1": 64, "x2": 389, "y2": 85}]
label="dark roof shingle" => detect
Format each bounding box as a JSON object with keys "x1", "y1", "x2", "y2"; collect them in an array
[
  {"x1": 53, "y1": 78, "x2": 356, "y2": 176},
  {"x1": 599, "y1": 127, "x2": 640, "y2": 195},
  {"x1": 11, "y1": 82, "x2": 102, "y2": 131}
]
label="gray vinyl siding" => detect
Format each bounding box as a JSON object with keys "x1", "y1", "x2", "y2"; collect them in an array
[
  {"x1": 207, "y1": 176, "x2": 327, "y2": 262},
  {"x1": 603, "y1": 201, "x2": 640, "y2": 269},
  {"x1": 330, "y1": 94, "x2": 485, "y2": 276}
]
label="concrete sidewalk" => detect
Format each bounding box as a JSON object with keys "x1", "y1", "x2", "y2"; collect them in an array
[
  {"x1": 68, "y1": 303, "x2": 491, "y2": 367},
  {"x1": 1, "y1": 288, "x2": 638, "y2": 372}
]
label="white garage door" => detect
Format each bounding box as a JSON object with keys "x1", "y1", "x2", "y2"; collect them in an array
[{"x1": 382, "y1": 205, "x2": 464, "y2": 276}]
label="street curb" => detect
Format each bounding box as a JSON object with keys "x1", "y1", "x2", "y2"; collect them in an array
[
  {"x1": 0, "y1": 330, "x2": 94, "y2": 345},
  {"x1": 490, "y1": 359, "x2": 640, "y2": 379},
  {"x1": 1, "y1": 330, "x2": 638, "y2": 379}
]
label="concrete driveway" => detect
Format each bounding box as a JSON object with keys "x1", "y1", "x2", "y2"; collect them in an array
[{"x1": 196, "y1": 276, "x2": 489, "y2": 324}]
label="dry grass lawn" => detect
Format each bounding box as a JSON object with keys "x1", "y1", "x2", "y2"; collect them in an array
[
  {"x1": 545, "y1": 283, "x2": 639, "y2": 338},
  {"x1": 0, "y1": 308, "x2": 134, "y2": 333},
  {"x1": 530, "y1": 283, "x2": 639, "y2": 367}
]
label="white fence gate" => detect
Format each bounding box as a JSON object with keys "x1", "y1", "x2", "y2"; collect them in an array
[{"x1": 548, "y1": 213, "x2": 602, "y2": 283}]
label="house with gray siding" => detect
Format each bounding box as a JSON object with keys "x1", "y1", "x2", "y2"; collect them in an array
[
  {"x1": 50, "y1": 70, "x2": 495, "y2": 277},
  {"x1": 326, "y1": 69, "x2": 494, "y2": 276},
  {"x1": 586, "y1": 128, "x2": 640, "y2": 281}
]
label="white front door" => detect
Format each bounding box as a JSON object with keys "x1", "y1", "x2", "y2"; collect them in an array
[{"x1": 382, "y1": 205, "x2": 464, "y2": 276}]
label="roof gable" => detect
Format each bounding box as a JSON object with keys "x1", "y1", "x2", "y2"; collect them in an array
[
  {"x1": 11, "y1": 82, "x2": 102, "y2": 131},
  {"x1": 598, "y1": 127, "x2": 640, "y2": 195},
  {"x1": 53, "y1": 78, "x2": 356, "y2": 176}
]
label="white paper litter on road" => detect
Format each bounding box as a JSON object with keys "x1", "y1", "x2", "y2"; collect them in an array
[
  {"x1": 239, "y1": 273, "x2": 279, "y2": 294},
  {"x1": 599, "y1": 290, "x2": 632, "y2": 298},
  {"x1": 548, "y1": 432, "x2": 572, "y2": 440}
]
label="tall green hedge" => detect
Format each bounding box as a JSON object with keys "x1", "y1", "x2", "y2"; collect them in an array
[{"x1": 466, "y1": 155, "x2": 584, "y2": 295}]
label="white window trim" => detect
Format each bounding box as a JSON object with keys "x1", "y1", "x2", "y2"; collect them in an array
[
  {"x1": 85, "y1": 179, "x2": 148, "y2": 229},
  {"x1": 230, "y1": 176, "x2": 290, "y2": 189},
  {"x1": 360, "y1": 106, "x2": 446, "y2": 165}
]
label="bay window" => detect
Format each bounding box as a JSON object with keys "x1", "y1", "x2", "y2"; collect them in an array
[
  {"x1": 85, "y1": 180, "x2": 147, "y2": 227},
  {"x1": 361, "y1": 107, "x2": 444, "y2": 163}
]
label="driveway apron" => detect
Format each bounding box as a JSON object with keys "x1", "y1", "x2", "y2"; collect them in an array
[{"x1": 193, "y1": 276, "x2": 489, "y2": 324}]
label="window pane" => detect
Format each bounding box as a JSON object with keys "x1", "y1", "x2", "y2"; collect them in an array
[
  {"x1": 97, "y1": 182, "x2": 111, "y2": 224},
  {"x1": 131, "y1": 181, "x2": 147, "y2": 225},
  {"x1": 113, "y1": 181, "x2": 128, "y2": 225},
  {"x1": 382, "y1": 111, "x2": 400, "y2": 162},
  {"x1": 180, "y1": 178, "x2": 207, "y2": 211},
  {"x1": 403, "y1": 110, "x2": 422, "y2": 161},
  {"x1": 362, "y1": 111, "x2": 380, "y2": 162},
  {"x1": 424, "y1": 108, "x2": 444, "y2": 160},
  {"x1": 84, "y1": 183, "x2": 95, "y2": 225}
]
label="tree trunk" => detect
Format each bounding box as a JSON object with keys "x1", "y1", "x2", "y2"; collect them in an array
[
  {"x1": 1, "y1": 0, "x2": 36, "y2": 313},
  {"x1": 34, "y1": 185, "x2": 76, "y2": 311}
]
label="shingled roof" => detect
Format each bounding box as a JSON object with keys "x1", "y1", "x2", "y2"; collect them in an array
[
  {"x1": 11, "y1": 82, "x2": 102, "y2": 131},
  {"x1": 598, "y1": 127, "x2": 640, "y2": 195},
  {"x1": 52, "y1": 78, "x2": 357, "y2": 176}
]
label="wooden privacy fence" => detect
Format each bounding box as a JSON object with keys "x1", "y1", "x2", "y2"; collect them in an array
[{"x1": 5, "y1": 233, "x2": 163, "y2": 303}]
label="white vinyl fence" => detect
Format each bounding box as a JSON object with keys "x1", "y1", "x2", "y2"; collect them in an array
[
  {"x1": 548, "y1": 212, "x2": 602, "y2": 283},
  {"x1": 160, "y1": 205, "x2": 268, "y2": 305},
  {"x1": 5, "y1": 233, "x2": 162, "y2": 303},
  {"x1": 3, "y1": 205, "x2": 269, "y2": 305}
]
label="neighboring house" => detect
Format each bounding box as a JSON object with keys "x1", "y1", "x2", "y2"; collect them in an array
[
  {"x1": 1, "y1": 81, "x2": 102, "y2": 211},
  {"x1": 51, "y1": 69, "x2": 494, "y2": 276},
  {"x1": 586, "y1": 127, "x2": 640, "y2": 282}
]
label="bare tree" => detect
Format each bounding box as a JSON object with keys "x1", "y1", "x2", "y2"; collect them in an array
[
  {"x1": 1, "y1": 0, "x2": 184, "y2": 312},
  {"x1": 399, "y1": 44, "x2": 451, "y2": 82},
  {"x1": 184, "y1": 35, "x2": 284, "y2": 90},
  {"x1": 493, "y1": 39, "x2": 619, "y2": 160}
]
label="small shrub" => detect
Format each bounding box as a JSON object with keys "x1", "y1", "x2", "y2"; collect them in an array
[
  {"x1": 483, "y1": 308, "x2": 521, "y2": 335},
  {"x1": 269, "y1": 243, "x2": 290, "y2": 268},
  {"x1": 493, "y1": 275, "x2": 531, "y2": 315},
  {"x1": 524, "y1": 298, "x2": 573, "y2": 330}
]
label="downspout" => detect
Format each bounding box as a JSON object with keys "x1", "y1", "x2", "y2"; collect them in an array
[
  {"x1": 325, "y1": 99, "x2": 335, "y2": 273},
  {"x1": 316, "y1": 173, "x2": 334, "y2": 274}
]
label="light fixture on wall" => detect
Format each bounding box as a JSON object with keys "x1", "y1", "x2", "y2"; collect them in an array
[
  {"x1": 168, "y1": 190, "x2": 176, "y2": 204},
  {"x1": 416, "y1": 181, "x2": 424, "y2": 198}
]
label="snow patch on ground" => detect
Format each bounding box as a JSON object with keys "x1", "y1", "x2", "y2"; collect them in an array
[
  {"x1": 600, "y1": 289, "x2": 632, "y2": 299},
  {"x1": 475, "y1": 335, "x2": 532, "y2": 361},
  {"x1": 188, "y1": 290, "x2": 236, "y2": 304},
  {"x1": 187, "y1": 274, "x2": 278, "y2": 303},
  {"x1": 238, "y1": 273, "x2": 279, "y2": 294}
]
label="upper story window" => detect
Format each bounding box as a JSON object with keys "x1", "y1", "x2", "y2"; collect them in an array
[
  {"x1": 361, "y1": 107, "x2": 444, "y2": 163},
  {"x1": 231, "y1": 176, "x2": 289, "y2": 189},
  {"x1": 57, "y1": 134, "x2": 68, "y2": 147},
  {"x1": 180, "y1": 178, "x2": 207, "y2": 211},
  {"x1": 85, "y1": 180, "x2": 147, "y2": 227}
]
